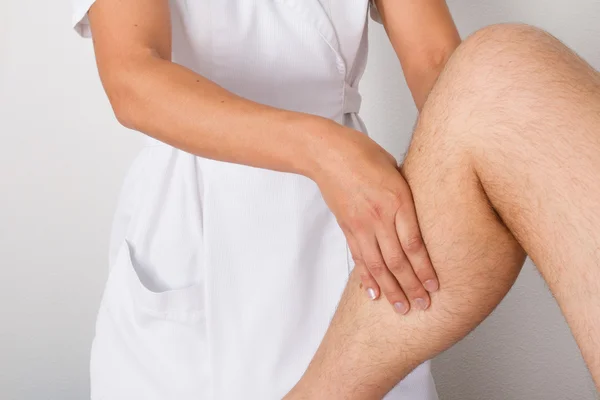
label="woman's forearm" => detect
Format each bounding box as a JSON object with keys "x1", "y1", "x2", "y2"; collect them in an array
[
  {"x1": 103, "y1": 54, "x2": 337, "y2": 177},
  {"x1": 403, "y1": 46, "x2": 458, "y2": 111},
  {"x1": 374, "y1": 0, "x2": 461, "y2": 111}
]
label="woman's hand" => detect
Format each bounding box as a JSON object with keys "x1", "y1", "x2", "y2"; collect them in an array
[{"x1": 310, "y1": 122, "x2": 439, "y2": 313}]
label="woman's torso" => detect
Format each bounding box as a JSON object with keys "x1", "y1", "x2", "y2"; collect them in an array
[{"x1": 87, "y1": 1, "x2": 438, "y2": 398}]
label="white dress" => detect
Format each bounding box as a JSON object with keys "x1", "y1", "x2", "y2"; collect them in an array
[{"x1": 72, "y1": 1, "x2": 438, "y2": 399}]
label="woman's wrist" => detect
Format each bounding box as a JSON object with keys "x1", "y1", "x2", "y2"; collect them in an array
[{"x1": 292, "y1": 115, "x2": 365, "y2": 182}]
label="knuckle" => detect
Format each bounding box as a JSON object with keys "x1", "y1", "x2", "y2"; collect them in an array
[
  {"x1": 382, "y1": 290, "x2": 405, "y2": 300},
  {"x1": 403, "y1": 235, "x2": 424, "y2": 253},
  {"x1": 358, "y1": 272, "x2": 373, "y2": 283},
  {"x1": 416, "y1": 265, "x2": 436, "y2": 279},
  {"x1": 387, "y1": 256, "x2": 408, "y2": 274},
  {"x1": 367, "y1": 262, "x2": 387, "y2": 277},
  {"x1": 367, "y1": 201, "x2": 385, "y2": 221},
  {"x1": 347, "y1": 218, "x2": 367, "y2": 235},
  {"x1": 352, "y1": 254, "x2": 364, "y2": 265},
  {"x1": 402, "y1": 282, "x2": 425, "y2": 295},
  {"x1": 391, "y1": 191, "x2": 406, "y2": 209}
]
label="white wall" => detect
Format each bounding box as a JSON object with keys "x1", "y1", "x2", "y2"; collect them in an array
[
  {"x1": 1, "y1": 2, "x2": 141, "y2": 399},
  {"x1": 0, "y1": 0, "x2": 598, "y2": 399}
]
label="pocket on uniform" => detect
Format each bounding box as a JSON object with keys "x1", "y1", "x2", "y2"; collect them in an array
[
  {"x1": 92, "y1": 240, "x2": 209, "y2": 399},
  {"x1": 105, "y1": 239, "x2": 205, "y2": 324}
]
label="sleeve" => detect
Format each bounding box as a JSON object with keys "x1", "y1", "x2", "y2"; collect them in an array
[
  {"x1": 370, "y1": 0, "x2": 382, "y2": 24},
  {"x1": 72, "y1": 0, "x2": 97, "y2": 38}
]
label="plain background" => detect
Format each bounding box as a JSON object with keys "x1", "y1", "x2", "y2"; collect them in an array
[{"x1": 1, "y1": 0, "x2": 599, "y2": 399}]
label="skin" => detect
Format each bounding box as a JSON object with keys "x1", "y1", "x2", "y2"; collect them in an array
[
  {"x1": 85, "y1": 1, "x2": 600, "y2": 397},
  {"x1": 374, "y1": 0, "x2": 461, "y2": 110},
  {"x1": 349, "y1": 0, "x2": 461, "y2": 310},
  {"x1": 87, "y1": 0, "x2": 457, "y2": 313},
  {"x1": 285, "y1": 24, "x2": 600, "y2": 398}
]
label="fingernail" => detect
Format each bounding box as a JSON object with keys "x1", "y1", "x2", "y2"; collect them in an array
[
  {"x1": 367, "y1": 288, "x2": 377, "y2": 300},
  {"x1": 424, "y1": 280, "x2": 439, "y2": 292},
  {"x1": 415, "y1": 298, "x2": 429, "y2": 310},
  {"x1": 394, "y1": 302, "x2": 409, "y2": 314}
]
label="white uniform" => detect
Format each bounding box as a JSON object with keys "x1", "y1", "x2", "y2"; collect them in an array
[{"x1": 72, "y1": 1, "x2": 438, "y2": 399}]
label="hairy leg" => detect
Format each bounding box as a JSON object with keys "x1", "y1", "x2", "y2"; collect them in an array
[
  {"x1": 446, "y1": 24, "x2": 600, "y2": 385},
  {"x1": 286, "y1": 24, "x2": 600, "y2": 399}
]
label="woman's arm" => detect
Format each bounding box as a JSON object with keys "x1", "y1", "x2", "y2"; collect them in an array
[
  {"x1": 89, "y1": 0, "x2": 332, "y2": 177},
  {"x1": 374, "y1": 0, "x2": 461, "y2": 110},
  {"x1": 88, "y1": 0, "x2": 439, "y2": 311}
]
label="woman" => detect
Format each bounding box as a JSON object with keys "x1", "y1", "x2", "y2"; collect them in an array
[{"x1": 72, "y1": 0, "x2": 460, "y2": 398}]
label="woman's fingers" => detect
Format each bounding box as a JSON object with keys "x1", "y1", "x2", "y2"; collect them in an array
[
  {"x1": 376, "y1": 223, "x2": 430, "y2": 311},
  {"x1": 394, "y1": 186, "x2": 439, "y2": 294},
  {"x1": 356, "y1": 233, "x2": 410, "y2": 314},
  {"x1": 315, "y1": 134, "x2": 438, "y2": 314},
  {"x1": 344, "y1": 229, "x2": 380, "y2": 300}
]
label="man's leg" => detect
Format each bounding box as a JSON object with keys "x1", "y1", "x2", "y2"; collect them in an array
[{"x1": 286, "y1": 24, "x2": 600, "y2": 399}]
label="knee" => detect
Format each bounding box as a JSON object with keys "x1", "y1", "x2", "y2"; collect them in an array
[
  {"x1": 457, "y1": 23, "x2": 559, "y2": 70},
  {"x1": 464, "y1": 23, "x2": 555, "y2": 54},
  {"x1": 420, "y1": 23, "x2": 576, "y2": 131},
  {"x1": 438, "y1": 24, "x2": 564, "y2": 95},
  {"x1": 412, "y1": 25, "x2": 568, "y2": 168}
]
